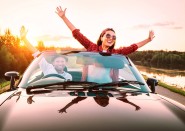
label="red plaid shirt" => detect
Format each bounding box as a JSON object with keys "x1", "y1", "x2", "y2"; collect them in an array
[{"x1": 72, "y1": 29, "x2": 138, "y2": 55}]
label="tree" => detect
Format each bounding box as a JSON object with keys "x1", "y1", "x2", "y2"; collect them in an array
[
  {"x1": 37, "y1": 41, "x2": 45, "y2": 51},
  {"x1": 0, "y1": 45, "x2": 16, "y2": 77},
  {"x1": 0, "y1": 28, "x2": 33, "y2": 78}
]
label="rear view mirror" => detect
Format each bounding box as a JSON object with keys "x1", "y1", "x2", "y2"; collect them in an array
[
  {"x1": 4, "y1": 71, "x2": 19, "y2": 91},
  {"x1": 147, "y1": 78, "x2": 158, "y2": 93}
]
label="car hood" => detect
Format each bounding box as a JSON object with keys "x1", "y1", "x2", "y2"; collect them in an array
[{"x1": 0, "y1": 90, "x2": 185, "y2": 131}]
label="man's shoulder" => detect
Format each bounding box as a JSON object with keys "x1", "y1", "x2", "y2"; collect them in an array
[
  {"x1": 65, "y1": 72, "x2": 72, "y2": 76},
  {"x1": 64, "y1": 72, "x2": 72, "y2": 79}
]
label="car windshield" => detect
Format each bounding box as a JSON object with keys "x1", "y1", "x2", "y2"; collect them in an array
[{"x1": 18, "y1": 51, "x2": 150, "y2": 92}]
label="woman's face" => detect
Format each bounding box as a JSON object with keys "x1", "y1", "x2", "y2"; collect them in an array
[{"x1": 101, "y1": 30, "x2": 116, "y2": 48}]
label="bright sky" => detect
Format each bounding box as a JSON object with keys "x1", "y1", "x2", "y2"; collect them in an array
[{"x1": 0, "y1": 0, "x2": 185, "y2": 51}]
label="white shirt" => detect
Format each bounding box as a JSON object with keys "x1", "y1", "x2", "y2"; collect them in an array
[
  {"x1": 87, "y1": 65, "x2": 112, "y2": 83},
  {"x1": 39, "y1": 57, "x2": 72, "y2": 81}
]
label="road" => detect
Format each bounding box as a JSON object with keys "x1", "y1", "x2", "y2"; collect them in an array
[{"x1": 156, "y1": 85, "x2": 185, "y2": 106}]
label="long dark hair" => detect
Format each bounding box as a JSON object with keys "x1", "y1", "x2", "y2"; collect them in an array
[
  {"x1": 97, "y1": 28, "x2": 116, "y2": 50},
  {"x1": 94, "y1": 95, "x2": 109, "y2": 107}
]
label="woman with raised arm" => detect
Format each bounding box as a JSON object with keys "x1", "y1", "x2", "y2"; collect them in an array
[{"x1": 55, "y1": 5, "x2": 155, "y2": 55}]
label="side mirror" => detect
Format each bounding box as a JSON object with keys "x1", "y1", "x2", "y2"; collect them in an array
[
  {"x1": 4, "y1": 71, "x2": 19, "y2": 91},
  {"x1": 146, "y1": 78, "x2": 158, "y2": 93}
]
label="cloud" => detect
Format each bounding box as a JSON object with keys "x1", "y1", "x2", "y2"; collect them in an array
[
  {"x1": 153, "y1": 22, "x2": 183, "y2": 29},
  {"x1": 35, "y1": 35, "x2": 72, "y2": 41},
  {"x1": 171, "y1": 26, "x2": 183, "y2": 30},
  {"x1": 132, "y1": 21, "x2": 183, "y2": 30},
  {"x1": 153, "y1": 22, "x2": 174, "y2": 27},
  {"x1": 132, "y1": 24, "x2": 150, "y2": 29}
]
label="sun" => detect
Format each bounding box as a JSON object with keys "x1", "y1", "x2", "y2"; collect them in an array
[{"x1": 20, "y1": 41, "x2": 25, "y2": 46}]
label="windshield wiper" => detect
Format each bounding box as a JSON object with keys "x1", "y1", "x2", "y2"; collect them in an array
[
  {"x1": 27, "y1": 81, "x2": 97, "y2": 89},
  {"x1": 26, "y1": 80, "x2": 144, "y2": 94},
  {"x1": 88, "y1": 80, "x2": 144, "y2": 90},
  {"x1": 26, "y1": 81, "x2": 97, "y2": 94}
]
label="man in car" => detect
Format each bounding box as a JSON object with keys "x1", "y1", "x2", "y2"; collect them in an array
[
  {"x1": 39, "y1": 55, "x2": 72, "y2": 80},
  {"x1": 20, "y1": 26, "x2": 72, "y2": 80}
]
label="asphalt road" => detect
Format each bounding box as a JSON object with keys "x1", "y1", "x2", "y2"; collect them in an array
[{"x1": 156, "y1": 85, "x2": 185, "y2": 106}]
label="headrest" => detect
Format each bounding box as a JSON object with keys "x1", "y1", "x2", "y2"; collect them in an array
[{"x1": 76, "y1": 56, "x2": 124, "y2": 69}]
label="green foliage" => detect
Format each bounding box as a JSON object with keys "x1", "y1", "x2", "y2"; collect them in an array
[
  {"x1": 128, "y1": 50, "x2": 185, "y2": 70},
  {"x1": 0, "y1": 79, "x2": 10, "y2": 89},
  {"x1": 0, "y1": 45, "x2": 16, "y2": 71},
  {"x1": 36, "y1": 41, "x2": 45, "y2": 51},
  {"x1": 0, "y1": 28, "x2": 33, "y2": 77}
]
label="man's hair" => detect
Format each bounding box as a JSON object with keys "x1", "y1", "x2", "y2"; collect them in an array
[{"x1": 51, "y1": 55, "x2": 68, "y2": 62}]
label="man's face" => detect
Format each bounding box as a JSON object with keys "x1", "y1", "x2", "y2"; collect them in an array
[{"x1": 52, "y1": 57, "x2": 67, "y2": 72}]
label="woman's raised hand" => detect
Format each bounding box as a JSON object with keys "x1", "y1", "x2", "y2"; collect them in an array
[
  {"x1": 148, "y1": 30, "x2": 155, "y2": 41},
  {"x1": 55, "y1": 5, "x2": 76, "y2": 31},
  {"x1": 55, "y1": 6, "x2": 67, "y2": 18}
]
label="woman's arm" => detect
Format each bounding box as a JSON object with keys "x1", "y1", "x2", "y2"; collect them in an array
[
  {"x1": 113, "y1": 30, "x2": 155, "y2": 55},
  {"x1": 135, "y1": 30, "x2": 155, "y2": 48},
  {"x1": 55, "y1": 5, "x2": 96, "y2": 50},
  {"x1": 55, "y1": 6, "x2": 76, "y2": 32}
]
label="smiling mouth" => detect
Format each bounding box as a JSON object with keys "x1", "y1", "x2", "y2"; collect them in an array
[{"x1": 107, "y1": 40, "x2": 113, "y2": 44}]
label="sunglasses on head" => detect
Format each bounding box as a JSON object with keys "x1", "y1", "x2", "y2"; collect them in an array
[{"x1": 105, "y1": 34, "x2": 116, "y2": 40}]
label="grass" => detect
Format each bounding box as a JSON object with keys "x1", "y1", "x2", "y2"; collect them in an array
[
  {"x1": 0, "y1": 80, "x2": 10, "y2": 94},
  {"x1": 158, "y1": 81, "x2": 185, "y2": 96},
  {"x1": 0, "y1": 81, "x2": 10, "y2": 88},
  {"x1": 0, "y1": 79, "x2": 10, "y2": 88}
]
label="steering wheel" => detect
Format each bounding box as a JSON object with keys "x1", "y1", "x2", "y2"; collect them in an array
[{"x1": 42, "y1": 74, "x2": 66, "y2": 79}]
